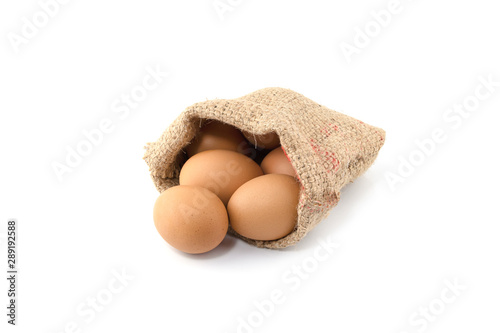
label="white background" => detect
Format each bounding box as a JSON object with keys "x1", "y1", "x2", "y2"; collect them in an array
[{"x1": 1, "y1": 0, "x2": 499, "y2": 332}]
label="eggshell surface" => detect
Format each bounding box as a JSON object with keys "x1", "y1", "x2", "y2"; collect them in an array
[
  {"x1": 243, "y1": 131, "x2": 280, "y2": 150},
  {"x1": 260, "y1": 147, "x2": 296, "y2": 178},
  {"x1": 227, "y1": 174, "x2": 300, "y2": 241},
  {"x1": 186, "y1": 121, "x2": 249, "y2": 157},
  {"x1": 179, "y1": 150, "x2": 263, "y2": 205},
  {"x1": 153, "y1": 185, "x2": 228, "y2": 254}
]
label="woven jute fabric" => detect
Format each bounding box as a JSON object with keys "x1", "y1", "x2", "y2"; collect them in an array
[{"x1": 144, "y1": 87, "x2": 385, "y2": 249}]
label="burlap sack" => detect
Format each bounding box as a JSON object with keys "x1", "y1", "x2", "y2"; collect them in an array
[{"x1": 144, "y1": 87, "x2": 385, "y2": 249}]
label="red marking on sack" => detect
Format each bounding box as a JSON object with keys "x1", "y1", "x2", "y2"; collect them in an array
[
  {"x1": 305, "y1": 204, "x2": 320, "y2": 213},
  {"x1": 376, "y1": 130, "x2": 385, "y2": 142},
  {"x1": 296, "y1": 174, "x2": 302, "y2": 184},
  {"x1": 324, "y1": 151, "x2": 340, "y2": 173},
  {"x1": 282, "y1": 147, "x2": 300, "y2": 179},
  {"x1": 309, "y1": 139, "x2": 340, "y2": 173},
  {"x1": 320, "y1": 123, "x2": 340, "y2": 136},
  {"x1": 299, "y1": 197, "x2": 305, "y2": 208},
  {"x1": 282, "y1": 146, "x2": 292, "y2": 162},
  {"x1": 310, "y1": 138, "x2": 318, "y2": 150},
  {"x1": 281, "y1": 146, "x2": 300, "y2": 176},
  {"x1": 320, "y1": 126, "x2": 331, "y2": 137}
]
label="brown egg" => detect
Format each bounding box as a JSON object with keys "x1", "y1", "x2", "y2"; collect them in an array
[
  {"x1": 153, "y1": 185, "x2": 228, "y2": 254},
  {"x1": 186, "y1": 121, "x2": 249, "y2": 157},
  {"x1": 260, "y1": 147, "x2": 296, "y2": 178},
  {"x1": 227, "y1": 174, "x2": 300, "y2": 241},
  {"x1": 243, "y1": 131, "x2": 280, "y2": 150},
  {"x1": 179, "y1": 150, "x2": 263, "y2": 205}
]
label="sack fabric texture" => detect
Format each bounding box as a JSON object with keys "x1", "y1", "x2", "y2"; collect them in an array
[{"x1": 144, "y1": 87, "x2": 385, "y2": 249}]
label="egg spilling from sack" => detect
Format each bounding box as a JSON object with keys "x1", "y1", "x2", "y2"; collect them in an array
[
  {"x1": 153, "y1": 185, "x2": 228, "y2": 254},
  {"x1": 179, "y1": 149, "x2": 263, "y2": 205},
  {"x1": 227, "y1": 174, "x2": 300, "y2": 241}
]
